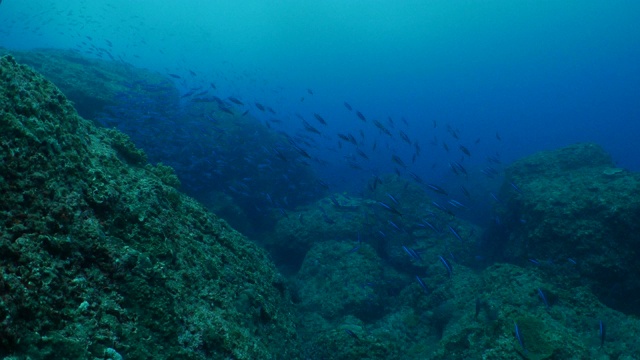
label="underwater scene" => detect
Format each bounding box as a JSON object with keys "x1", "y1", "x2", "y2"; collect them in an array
[{"x1": 1, "y1": 1, "x2": 639, "y2": 359}]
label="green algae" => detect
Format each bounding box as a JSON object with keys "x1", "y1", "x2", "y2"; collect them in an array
[{"x1": 0, "y1": 55, "x2": 300, "y2": 359}]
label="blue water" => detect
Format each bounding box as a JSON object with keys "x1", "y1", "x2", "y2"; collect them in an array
[
  {"x1": 3, "y1": 2, "x2": 640, "y2": 357},
  {"x1": 1, "y1": 0, "x2": 639, "y2": 213}
]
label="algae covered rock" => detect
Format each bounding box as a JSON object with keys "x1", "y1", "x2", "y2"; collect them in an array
[
  {"x1": 0, "y1": 55, "x2": 300, "y2": 359},
  {"x1": 487, "y1": 143, "x2": 640, "y2": 315}
]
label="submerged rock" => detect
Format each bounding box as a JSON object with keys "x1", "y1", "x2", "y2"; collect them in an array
[
  {"x1": 486, "y1": 143, "x2": 640, "y2": 315},
  {"x1": 0, "y1": 55, "x2": 300, "y2": 359}
]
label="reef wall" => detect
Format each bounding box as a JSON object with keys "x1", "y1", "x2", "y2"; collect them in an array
[{"x1": 0, "y1": 55, "x2": 300, "y2": 359}]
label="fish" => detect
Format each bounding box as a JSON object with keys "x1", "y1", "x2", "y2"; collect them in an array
[
  {"x1": 422, "y1": 220, "x2": 439, "y2": 233},
  {"x1": 373, "y1": 120, "x2": 392, "y2": 136},
  {"x1": 408, "y1": 172, "x2": 424, "y2": 184},
  {"x1": 344, "y1": 102, "x2": 352, "y2": 111},
  {"x1": 391, "y1": 155, "x2": 407, "y2": 168},
  {"x1": 415, "y1": 276, "x2": 429, "y2": 293},
  {"x1": 460, "y1": 185, "x2": 471, "y2": 199},
  {"x1": 168, "y1": 73, "x2": 181, "y2": 79},
  {"x1": 599, "y1": 320, "x2": 605, "y2": 348},
  {"x1": 426, "y1": 184, "x2": 448, "y2": 196},
  {"x1": 228, "y1": 96, "x2": 244, "y2": 105},
  {"x1": 356, "y1": 111, "x2": 366, "y2": 122},
  {"x1": 355, "y1": 148, "x2": 369, "y2": 160},
  {"x1": 180, "y1": 90, "x2": 195, "y2": 98},
  {"x1": 316, "y1": 179, "x2": 329, "y2": 189},
  {"x1": 447, "y1": 199, "x2": 467, "y2": 210},
  {"x1": 399, "y1": 130, "x2": 411, "y2": 144},
  {"x1": 448, "y1": 225, "x2": 463, "y2": 241},
  {"x1": 451, "y1": 162, "x2": 467, "y2": 175},
  {"x1": 371, "y1": 175, "x2": 382, "y2": 190},
  {"x1": 431, "y1": 201, "x2": 454, "y2": 216},
  {"x1": 377, "y1": 201, "x2": 403, "y2": 216},
  {"x1": 438, "y1": 255, "x2": 453, "y2": 278},
  {"x1": 510, "y1": 182, "x2": 522, "y2": 194},
  {"x1": 272, "y1": 148, "x2": 288, "y2": 162},
  {"x1": 475, "y1": 298, "x2": 482, "y2": 319},
  {"x1": 459, "y1": 145, "x2": 471, "y2": 157},
  {"x1": 387, "y1": 220, "x2": 402, "y2": 232},
  {"x1": 537, "y1": 288, "x2": 549, "y2": 308},
  {"x1": 292, "y1": 144, "x2": 311, "y2": 158},
  {"x1": 447, "y1": 125, "x2": 460, "y2": 139},
  {"x1": 403, "y1": 246, "x2": 422, "y2": 262},
  {"x1": 482, "y1": 167, "x2": 500, "y2": 178},
  {"x1": 313, "y1": 113, "x2": 327, "y2": 126},
  {"x1": 329, "y1": 195, "x2": 341, "y2": 208},
  {"x1": 514, "y1": 321, "x2": 527, "y2": 353},
  {"x1": 220, "y1": 107, "x2": 234, "y2": 115},
  {"x1": 344, "y1": 329, "x2": 360, "y2": 341},
  {"x1": 385, "y1": 193, "x2": 399, "y2": 206},
  {"x1": 302, "y1": 120, "x2": 321, "y2": 135},
  {"x1": 487, "y1": 154, "x2": 502, "y2": 164},
  {"x1": 255, "y1": 102, "x2": 265, "y2": 111}
]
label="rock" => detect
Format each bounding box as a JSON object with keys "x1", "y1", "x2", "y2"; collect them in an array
[
  {"x1": 0, "y1": 55, "x2": 300, "y2": 359},
  {"x1": 486, "y1": 143, "x2": 640, "y2": 315}
]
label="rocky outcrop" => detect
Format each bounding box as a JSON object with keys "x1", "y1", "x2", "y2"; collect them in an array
[{"x1": 0, "y1": 55, "x2": 300, "y2": 359}]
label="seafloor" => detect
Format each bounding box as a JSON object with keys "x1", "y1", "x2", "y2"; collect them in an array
[{"x1": 1, "y1": 50, "x2": 639, "y2": 359}]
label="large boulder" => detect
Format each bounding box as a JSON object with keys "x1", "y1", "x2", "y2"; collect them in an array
[{"x1": 485, "y1": 143, "x2": 640, "y2": 315}]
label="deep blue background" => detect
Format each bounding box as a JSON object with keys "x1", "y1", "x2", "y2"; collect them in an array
[{"x1": 1, "y1": 0, "x2": 639, "y2": 201}]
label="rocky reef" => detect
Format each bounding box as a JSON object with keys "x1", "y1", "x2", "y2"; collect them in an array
[
  {"x1": 263, "y1": 147, "x2": 640, "y2": 359},
  {"x1": 3, "y1": 49, "x2": 640, "y2": 359},
  {"x1": 0, "y1": 55, "x2": 300, "y2": 359}
]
